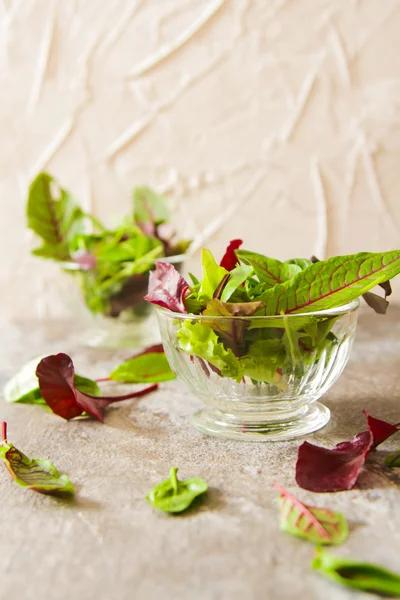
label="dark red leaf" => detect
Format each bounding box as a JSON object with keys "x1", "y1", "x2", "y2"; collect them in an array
[
  {"x1": 36, "y1": 353, "x2": 158, "y2": 422},
  {"x1": 130, "y1": 344, "x2": 164, "y2": 359},
  {"x1": 363, "y1": 410, "x2": 400, "y2": 449},
  {"x1": 220, "y1": 239, "x2": 243, "y2": 271},
  {"x1": 295, "y1": 432, "x2": 373, "y2": 492},
  {"x1": 144, "y1": 261, "x2": 188, "y2": 313}
]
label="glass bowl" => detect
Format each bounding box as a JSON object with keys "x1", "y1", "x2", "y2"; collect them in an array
[
  {"x1": 65, "y1": 254, "x2": 187, "y2": 348},
  {"x1": 156, "y1": 300, "x2": 359, "y2": 441}
]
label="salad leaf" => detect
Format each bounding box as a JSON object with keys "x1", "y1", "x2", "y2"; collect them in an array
[
  {"x1": 198, "y1": 249, "x2": 229, "y2": 303},
  {"x1": 237, "y1": 250, "x2": 302, "y2": 288},
  {"x1": 177, "y1": 320, "x2": 242, "y2": 379},
  {"x1": 385, "y1": 450, "x2": 400, "y2": 467},
  {"x1": 274, "y1": 483, "x2": 348, "y2": 545},
  {"x1": 133, "y1": 186, "x2": 170, "y2": 232},
  {"x1": 146, "y1": 467, "x2": 208, "y2": 513},
  {"x1": 36, "y1": 353, "x2": 158, "y2": 422},
  {"x1": 4, "y1": 357, "x2": 100, "y2": 405},
  {"x1": 364, "y1": 410, "x2": 400, "y2": 449},
  {"x1": 312, "y1": 548, "x2": 400, "y2": 597},
  {"x1": 144, "y1": 261, "x2": 189, "y2": 313},
  {"x1": 220, "y1": 265, "x2": 253, "y2": 302},
  {"x1": 259, "y1": 251, "x2": 400, "y2": 315},
  {"x1": 110, "y1": 349, "x2": 175, "y2": 383},
  {"x1": 27, "y1": 172, "x2": 85, "y2": 261},
  {"x1": 295, "y1": 431, "x2": 373, "y2": 492},
  {"x1": 220, "y1": 239, "x2": 242, "y2": 271},
  {"x1": 0, "y1": 422, "x2": 74, "y2": 496}
]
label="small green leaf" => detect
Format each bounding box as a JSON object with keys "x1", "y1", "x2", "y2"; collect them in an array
[
  {"x1": 146, "y1": 467, "x2": 208, "y2": 513},
  {"x1": 312, "y1": 548, "x2": 400, "y2": 597},
  {"x1": 237, "y1": 250, "x2": 301, "y2": 288},
  {"x1": 220, "y1": 265, "x2": 253, "y2": 302},
  {"x1": 275, "y1": 484, "x2": 348, "y2": 545},
  {"x1": 110, "y1": 353, "x2": 175, "y2": 383},
  {"x1": 198, "y1": 249, "x2": 229, "y2": 303},
  {"x1": 133, "y1": 186, "x2": 170, "y2": 226},
  {"x1": 27, "y1": 172, "x2": 85, "y2": 261},
  {"x1": 0, "y1": 423, "x2": 74, "y2": 496},
  {"x1": 285, "y1": 258, "x2": 313, "y2": 270},
  {"x1": 385, "y1": 449, "x2": 400, "y2": 467}
]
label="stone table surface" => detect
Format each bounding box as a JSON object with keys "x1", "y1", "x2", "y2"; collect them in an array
[{"x1": 1, "y1": 307, "x2": 400, "y2": 600}]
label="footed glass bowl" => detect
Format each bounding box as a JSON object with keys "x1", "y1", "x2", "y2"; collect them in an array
[
  {"x1": 156, "y1": 300, "x2": 359, "y2": 441},
  {"x1": 66, "y1": 254, "x2": 186, "y2": 349}
]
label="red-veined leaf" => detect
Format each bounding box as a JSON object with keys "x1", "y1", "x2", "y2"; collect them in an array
[
  {"x1": 36, "y1": 353, "x2": 158, "y2": 422},
  {"x1": 274, "y1": 483, "x2": 348, "y2": 545}
]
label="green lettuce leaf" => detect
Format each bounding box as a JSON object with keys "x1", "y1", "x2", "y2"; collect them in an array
[{"x1": 241, "y1": 339, "x2": 285, "y2": 384}]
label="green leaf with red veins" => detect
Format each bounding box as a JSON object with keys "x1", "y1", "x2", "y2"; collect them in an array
[
  {"x1": 258, "y1": 250, "x2": 400, "y2": 315},
  {"x1": 0, "y1": 422, "x2": 74, "y2": 496},
  {"x1": 274, "y1": 484, "x2": 348, "y2": 546},
  {"x1": 236, "y1": 250, "x2": 302, "y2": 288}
]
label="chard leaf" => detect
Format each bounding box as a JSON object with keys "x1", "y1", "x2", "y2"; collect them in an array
[
  {"x1": 0, "y1": 422, "x2": 74, "y2": 496},
  {"x1": 198, "y1": 249, "x2": 229, "y2": 303},
  {"x1": 260, "y1": 251, "x2": 400, "y2": 315},
  {"x1": 177, "y1": 320, "x2": 242, "y2": 379},
  {"x1": 4, "y1": 358, "x2": 100, "y2": 405},
  {"x1": 385, "y1": 450, "x2": 400, "y2": 467},
  {"x1": 110, "y1": 348, "x2": 175, "y2": 383},
  {"x1": 236, "y1": 250, "x2": 302, "y2": 288},
  {"x1": 36, "y1": 353, "x2": 158, "y2": 422},
  {"x1": 220, "y1": 239, "x2": 243, "y2": 271},
  {"x1": 27, "y1": 172, "x2": 85, "y2": 261},
  {"x1": 133, "y1": 186, "x2": 170, "y2": 229},
  {"x1": 144, "y1": 261, "x2": 189, "y2": 313},
  {"x1": 312, "y1": 548, "x2": 400, "y2": 597},
  {"x1": 295, "y1": 431, "x2": 373, "y2": 492},
  {"x1": 146, "y1": 467, "x2": 207, "y2": 513},
  {"x1": 220, "y1": 265, "x2": 253, "y2": 302},
  {"x1": 274, "y1": 484, "x2": 348, "y2": 545}
]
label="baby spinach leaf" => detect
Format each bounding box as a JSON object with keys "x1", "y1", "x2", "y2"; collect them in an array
[
  {"x1": 146, "y1": 467, "x2": 208, "y2": 513},
  {"x1": 198, "y1": 249, "x2": 229, "y2": 303},
  {"x1": 36, "y1": 353, "x2": 158, "y2": 422},
  {"x1": 0, "y1": 422, "x2": 74, "y2": 496},
  {"x1": 110, "y1": 351, "x2": 175, "y2": 383},
  {"x1": 385, "y1": 450, "x2": 400, "y2": 467},
  {"x1": 296, "y1": 431, "x2": 373, "y2": 492},
  {"x1": 236, "y1": 250, "x2": 301, "y2": 288},
  {"x1": 274, "y1": 484, "x2": 348, "y2": 545},
  {"x1": 27, "y1": 172, "x2": 85, "y2": 261},
  {"x1": 220, "y1": 239, "x2": 243, "y2": 271},
  {"x1": 312, "y1": 548, "x2": 400, "y2": 597},
  {"x1": 144, "y1": 261, "x2": 189, "y2": 313},
  {"x1": 260, "y1": 250, "x2": 400, "y2": 315}
]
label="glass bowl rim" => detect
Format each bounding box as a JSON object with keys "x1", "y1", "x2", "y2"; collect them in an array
[{"x1": 156, "y1": 298, "x2": 360, "y2": 320}]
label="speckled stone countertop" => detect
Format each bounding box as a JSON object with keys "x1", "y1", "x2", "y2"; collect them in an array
[{"x1": 1, "y1": 307, "x2": 399, "y2": 600}]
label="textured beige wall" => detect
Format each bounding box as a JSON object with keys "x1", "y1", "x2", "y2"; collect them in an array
[{"x1": 1, "y1": 0, "x2": 400, "y2": 322}]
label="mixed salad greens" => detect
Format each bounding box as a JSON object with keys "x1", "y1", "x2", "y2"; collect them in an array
[
  {"x1": 145, "y1": 241, "x2": 400, "y2": 386},
  {"x1": 26, "y1": 173, "x2": 191, "y2": 317}
]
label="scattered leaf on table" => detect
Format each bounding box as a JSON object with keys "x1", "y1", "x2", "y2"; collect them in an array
[
  {"x1": 4, "y1": 357, "x2": 100, "y2": 405},
  {"x1": 36, "y1": 353, "x2": 158, "y2": 422},
  {"x1": 295, "y1": 431, "x2": 373, "y2": 492},
  {"x1": 0, "y1": 422, "x2": 74, "y2": 496},
  {"x1": 146, "y1": 467, "x2": 208, "y2": 513},
  {"x1": 144, "y1": 261, "x2": 189, "y2": 313},
  {"x1": 110, "y1": 347, "x2": 175, "y2": 383},
  {"x1": 274, "y1": 483, "x2": 348, "y2": 545},
  {"x1": 363, "y1": 410, "x2": 400, "y2": 449},
  {"x1": 312, "y1": 547, "x2": 400, "y2": 597},
  {"x1": 219, "y1": 239, "x2": 243, "y2": 271},
  {"x1": 385, "y1": 450, "x2": 400, "y2": 467}
]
